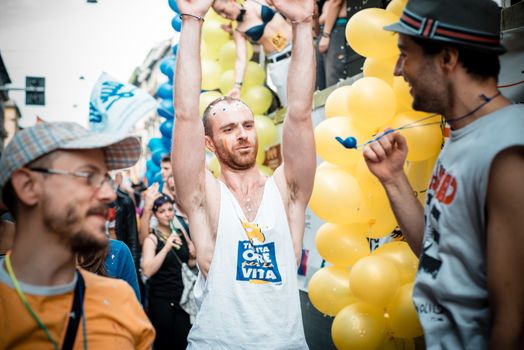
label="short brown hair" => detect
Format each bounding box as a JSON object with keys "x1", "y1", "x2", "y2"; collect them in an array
[{"x1": 202, "y1": 96, "x2": 251, "y2": 137}]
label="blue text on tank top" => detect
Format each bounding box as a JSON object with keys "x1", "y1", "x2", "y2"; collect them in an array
[{"x1": 244, "y1": 5, "x2": 276, "y2": 42}]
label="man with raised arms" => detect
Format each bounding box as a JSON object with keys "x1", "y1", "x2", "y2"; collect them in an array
[{"x1": 172, "y1": 0, "x2": 316, "y2": 348}]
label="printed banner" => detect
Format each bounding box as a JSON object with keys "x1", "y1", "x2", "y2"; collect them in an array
[{"x1": 89, "y1": 72, "x2": 156, "y2": 132}]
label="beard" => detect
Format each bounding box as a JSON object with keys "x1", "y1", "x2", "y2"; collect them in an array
[
  {"x1": 42, "y1": 198, "x2": 109, "y2": 255},
  {"x1": 215, "y1": 138, "x2": 258, "y2": 171},
  {"x1": 407, "y1": 60, "x2": 451, "y2": 115}
]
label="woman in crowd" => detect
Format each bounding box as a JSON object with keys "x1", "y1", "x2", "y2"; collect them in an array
[
  {"x1": 212, "y1": 0, "x2": 293, "y2": 106},
  {"x1": 141, "y1": 192, "x2": 196, "y2": 350}
]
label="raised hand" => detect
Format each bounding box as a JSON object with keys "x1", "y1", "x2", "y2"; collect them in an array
[
  {"x1": 272, "y1": 0, "x2": 314, "y2": 22},
  {"x1": 177, "y1": 0, "x2": 214, "y2": 18},
  {"x1": 144, "y1": 183, "x2": 162, "y2": 211},
  {"x1": 363, "y1": 130, "x2": 408, "y2": 185}
]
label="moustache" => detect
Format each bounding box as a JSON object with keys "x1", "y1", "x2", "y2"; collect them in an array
[{"x1": 87, "y1": 205, "x2": 109, "y2": 217}]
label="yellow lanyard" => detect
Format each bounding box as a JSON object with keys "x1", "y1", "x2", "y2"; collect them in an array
[{"x1": 5, "y1": 252, "x2": 59, "y2": 350}]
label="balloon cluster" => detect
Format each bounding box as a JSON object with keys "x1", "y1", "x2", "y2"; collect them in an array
[
  {"x1": 144, "y1": 0, "x2": 181, "y2": 186},
  {"x1": 308, "y1": 1, "x2": 441, "y2": 348}
]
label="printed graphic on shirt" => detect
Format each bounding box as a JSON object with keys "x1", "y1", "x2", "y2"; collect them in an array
[
  {"x1": 236, "y1": 241, "x2": 282, "y2": 284},
  {"x1": 419, "y1": 160, "x2": 457, "y2": 279},
  {"x1": 242, "y1": 221, "x2": 266, "y2": 244},
  {"x1": 428, "y1": 161, "x2": 457, "y2": 205}
]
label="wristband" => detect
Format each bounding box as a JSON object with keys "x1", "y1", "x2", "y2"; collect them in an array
[
  {"x1": 180, "y1": 13, "x2": 205, "y2": 22},
  {"x1": 234, "y1": 81, "x2": 243, "y2": 87},
  {"x1": 321, "y1": 31, "x2": 330, "y2": 38}
]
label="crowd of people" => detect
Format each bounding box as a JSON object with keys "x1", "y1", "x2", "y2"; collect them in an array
[{"x1": 1, "y1": 0, "x2": 523, "y2": 349}]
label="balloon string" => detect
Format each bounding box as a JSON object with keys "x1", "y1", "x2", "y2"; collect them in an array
[{"x1": 356, "y1": 114, "x2": 440, "y2": 149}]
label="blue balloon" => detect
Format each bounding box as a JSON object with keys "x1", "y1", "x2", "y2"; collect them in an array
[
  {"x1": 157, "y1": 99, "x2": 175, "y2": 119},
  {"x1": 148, "y1": 137, "x2": 164, "y2": 152},
  {"x1": 168, "y1": 0, "x2": 180, "y2": 14},
  {"x1": 171, "y1": 15, "x2": 182, "y2": 32},
  {"x1": 156, "y1": 82, "x2": 173, "y2": 99},
  {"x1": 152, "y1": 171, "x2": 164, "y2": 191},
  {"x1": 162, "y1": 136, "x2": 172, "y2": 149},
  {"x1": 159, "y1": 56, "x2": 176, "y2": 80},
  {"x1": 146, "y1": 159, "x2": 160, "y2": 173},
  {"x1": 160, "y1": 119, "x2": 174, "y2": 138},
  {"x1": 172, "y1": 43, "x2": 178, "y2": 56},
  {"x1": 152, "y1": 148, "x2": 169, "y2": 166},
  {"x1": 146, "y1": 170, "x2": 155, "y2": 186}
]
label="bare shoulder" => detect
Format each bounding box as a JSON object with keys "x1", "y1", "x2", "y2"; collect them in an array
[{"x1": 488, "y1": 146, "x2": 524, "y2": 202}]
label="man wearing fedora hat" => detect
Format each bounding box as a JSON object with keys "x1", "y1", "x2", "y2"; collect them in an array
[
  {"x1": 0, "y1": 122, "x2": 155, "y2": 349},
  {"x1": 364, "y1": 0, "x2": 524, "y2": 348}
]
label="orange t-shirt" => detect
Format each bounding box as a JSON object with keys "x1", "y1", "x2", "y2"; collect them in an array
[{"x1": 0, "y1": 268, "x2": 155, "y2": 350}]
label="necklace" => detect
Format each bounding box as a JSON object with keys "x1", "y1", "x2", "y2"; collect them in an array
[
  {"x1": 4, "y1": 253, "x2": 87, "y2": 350},
  {"x1": 446, "y1": 91, "x2": 501, "y2": 124}
]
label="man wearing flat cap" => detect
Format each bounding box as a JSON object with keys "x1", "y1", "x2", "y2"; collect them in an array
[
  {"x1": 0, "y1": 122, "x2": 155, "y2": 349},
  {"x1": 364, "y1": 0, "x2": 524, "y2": 348}
]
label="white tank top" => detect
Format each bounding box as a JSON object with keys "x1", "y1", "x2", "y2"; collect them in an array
[{"x1": 187, "y1": 177, "x2": 308, "y2": 349}]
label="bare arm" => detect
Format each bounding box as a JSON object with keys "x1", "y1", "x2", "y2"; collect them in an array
[
  {"x1": 228, "y1": 31, "x2": 248, "y2": 98},
  {"x1": 141, "y1": 234, "x2": 182, "y2": 277},
  {"x1": 273, "y1": 0, "x2": 316, "y2": 205},
  {"x1": 139, "y1": 184, "x2": 161, "y2": 245},
  {"x1": 172, "y1": 0, "x2": 214, "y2": 213},
  {"x1": 318, "y1": 0, "x2": 344, "y2": 54},
  {"x1": 487, "y1": 147, "x2": 524, "y2": 349},
  {"x1": 364, "y1": 131, "x2": 425, "y2": 255}
]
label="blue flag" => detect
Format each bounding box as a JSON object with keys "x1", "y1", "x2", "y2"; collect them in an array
[{"x1": 89, "y1": 72, "x2": 156, "y2": 132}]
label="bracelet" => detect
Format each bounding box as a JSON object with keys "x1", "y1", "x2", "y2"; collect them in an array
[
  {"x1": 321, "y1": 31, "x2": 330, "y2": 38},
  {"x1": 234, "y1": 81, "x2": 243, "y2": 86},
  {"x1": 180, "y1": 13, "x2": 205, "y2": 22},
  {"x1": 289, "y1": 14, "x2": 314, "y2": 24}
]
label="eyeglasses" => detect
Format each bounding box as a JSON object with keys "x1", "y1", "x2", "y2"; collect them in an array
[{"x1": 28, "y1": 168, "x2": 117, "y2": 191}]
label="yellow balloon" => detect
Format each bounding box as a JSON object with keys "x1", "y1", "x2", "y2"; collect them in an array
[
  {"x1": 308, "y1": 266, "x2": 357, "y2": 317},
  {"x1": 256, "y1": 143, "x2": 265, "y2": 165},
  {"x1": 244, "y1": 62, "x2": 266, "y2": 88},
  {"x1": 207, "y1": 155, "x2": 221, "y2": 178},
  {"x1": 201, "y1": 41, "x2": 220, "y2": 61},
  {"x1": 204, "y1": 8, "x2": 230, "y2": 25},
  {"x1": 202, "y1": 20, "x2": 230, "y2": 52},
  {"x1": 349, "y1": 255, "x2": 400, "y2": 307},
  {"x1": 332, "y1": 303, "x2": 387, "y2": 350},
  {"x1": 392, "y1": 76, "x2": 413, "y2": 110},
  {"x1": 390, "y1": 112, "x2": 443, "y2": 162},
  {"x1": 314, "y1": 116, "x2": 374, "y2": 169},
  {"x1": 324, "y1": 86, "x2": 353, "y2": 118},
  {"x1": 373, "y1": 242, "x2": 418, "y2": 284},
  {"x1": 219, "y1": 69, "x2": 236, "y2": 95},
  {"x1": 309, "y1": 167, "x2": 369, "y2": 224},
  {"x1": 254, "y1": 115, "x2": 277, "y2": 149},
  {"x1": 345, "y1": 8, "x2": 400, "y2": 59},
  {"x1": 201, "y1": 59, "x2": 223, "y2": 91},
  {"x1": 363, "y1": 56, "x2": 398, "y2": 85},
  {"x1": 218, "y1": 40, "x2": 254, "y2": 71},
  {"x1": 316, "y1": 161, "x2": 340, "y2": 173},
  {"x1": 407, "y1": 157, "x2": 437, "y2": 205},
  {"x1": 386, "y1": 0, "x2": 407, "y2": 17},
  {"x1": 257, "y1": 164, "x2": 274, "y2": 176},
  {"x1": 364, "y1": 182, "x2": 398, "y2": 238},
  {"x1": 199, "y1": 91, "x2": 223, "y2": 117},
  {"x1": 241, "y1": 86, "x2": 273, "y2": 115},
  {"x1": 386, "y1": 283, "x2": 424, "y2": 338},
  {"x1": 315, "y1": 223, "x2": 370, "y2": 267},
  {"x1": 347, "y1": 77, "x2": 397, "y2": 131}
]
